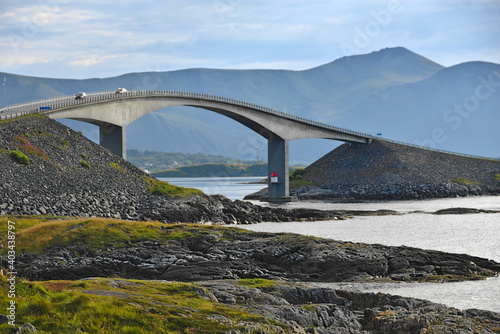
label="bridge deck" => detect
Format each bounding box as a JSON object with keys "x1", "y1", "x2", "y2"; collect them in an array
[{"x1": 1, "y1": 90, "x2": 497, "y2": 161}]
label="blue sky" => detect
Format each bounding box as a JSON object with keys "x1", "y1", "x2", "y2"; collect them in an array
[{"x1": 1, "y1": 0, "x2": 499, "y2": 79}]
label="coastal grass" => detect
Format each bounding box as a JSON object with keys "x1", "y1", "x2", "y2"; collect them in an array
[
  {"x1": 495, "y1": 173, "x2": 500, "y2": 181},
  {"x1": 0, "y1": 276, "x2": 288, "y2": 334},
  {"x1": 238, "y1": 278, "x2": 277, "y2": 289},
  {"x1": 0, "y1": 217, "x2": 254, "y2": 254},
  {"x1": 142, "y1": 176, "x2": 204, "y2": 197}
]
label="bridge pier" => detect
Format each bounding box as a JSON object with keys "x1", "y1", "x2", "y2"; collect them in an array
[
  {"x1": 263, "y1": 137, "x2": 296, "y2": 202},
  {"x1": 99, "y1": 123, "x2": 127, "y2": 159}
]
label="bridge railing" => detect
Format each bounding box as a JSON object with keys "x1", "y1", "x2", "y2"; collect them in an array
[{"x1": 1, "y1": 90, "x2": 498, "y2": 161}]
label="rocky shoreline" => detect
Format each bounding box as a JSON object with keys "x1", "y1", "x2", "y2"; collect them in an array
[
  {"x1": 4, "y1": 276, "x2": 500, "y2": 333},
  {"x1": 1, "y1": 116, "x2": 500, "y2": 332},
  {"x1": 8, "y1": 219, "x2": 500, "y2": 333},
  {"x1": 196, "y1": 279, "x2": 500, "y2": 333},
  {"x1": 16, "y1": 222, "x2": 500, "y2": 283}
]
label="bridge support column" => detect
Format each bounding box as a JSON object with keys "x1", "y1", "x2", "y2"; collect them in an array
[
  {"x1": 100, "y1": 123, "x2": 127, "y2": 159},
  {"x1": 264, "y1": 137, "x2": 296, "y2": 202}
]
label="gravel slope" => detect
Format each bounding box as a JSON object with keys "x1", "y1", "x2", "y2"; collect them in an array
[{"x1": 299, "y1": 140, "x2": 500, "y2": 200}]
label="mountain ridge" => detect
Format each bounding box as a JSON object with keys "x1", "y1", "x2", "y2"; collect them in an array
[{"x1": 1, "y1": 47, "x2": 498, "y2": 162}]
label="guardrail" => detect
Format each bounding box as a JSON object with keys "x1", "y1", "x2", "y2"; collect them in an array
[{"x1": 1, "y1": 90, "x2": 498, "y2": 161}]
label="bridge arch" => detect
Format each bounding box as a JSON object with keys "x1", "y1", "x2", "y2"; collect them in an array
[{"x1": 1, "y1": 90, "x2": 373, "y2": 200}]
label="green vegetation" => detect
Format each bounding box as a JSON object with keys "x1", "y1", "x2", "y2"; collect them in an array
[
  {"x1": 10, "y1": 149, "x2": 31, "y2": 165},
  {"x1": 0, "y1": 217, "x2": 295, "y2": 332},
  {"x1": 143, "y1": 176, "x2": 204, "y2": 197},
  {"x1": 59, "y1": 139, "x2": 70, "y2": 148},
  {"x1": 451, "y1": 177, "x2": 479, "y2": 185},
  {"x1": 110, "y1": 162, "x2": 127, "y2": 173},
  {"x1": 290, "y1": 168, "x2": 304, "y2": 180},
  {"x1": 0, "y1": 218, "x2": 229, "y2": 253},
  {"x1": 153, "y1": 162, "x2": 267, "y2": 177},
  {"x1": 0, "y1": 276, "x2": 289, "y2": 334},
  {"x1": 495, "y1": 174, "x2": 500, "y2": 181},
  {"x1": 238, "y1": 278, "x2": 277, "y2": 289},
  {"x1": 127, "y1": 150, "x2": 261, "y2": 173},
  {"x1": 80, "y1": 160, "x2": 90, "y2": 169},
  {"x1": 13, "y1": 134, "x2": 49, "y2": 160},
  {"x1": 288, "y1": 168, "x2": 317, "y2": 187}
]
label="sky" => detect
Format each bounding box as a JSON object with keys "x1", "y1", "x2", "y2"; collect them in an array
[{"x1": 0, "y1": 0, "x2": 499, "y2": 79}]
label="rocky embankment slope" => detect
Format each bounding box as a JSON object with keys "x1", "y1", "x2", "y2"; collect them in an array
[
  {"x1": 298, "y1": 141, "x2": 500, "y2": 200},
  {"x1": 0, "y1": 115, "x2": 350, "y2": 223}
]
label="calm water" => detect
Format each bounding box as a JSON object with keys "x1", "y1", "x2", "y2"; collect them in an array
[
  {"x1": 245, "y1": 198, "x2": 500, "y2": 313},
  {"x1": 165, "y1": 177, "x2": 500, "y2": 312},
  {"x1": 160, "y1": 176, "x2": 266, "y2": 200}
]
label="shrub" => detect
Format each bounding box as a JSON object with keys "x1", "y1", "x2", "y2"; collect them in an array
[
  {"x1": 290, "y1": 168, "x2": 305, "y2": 180},
  {"x1": 80, "y1": 160, "x2": 90, "y2": 169},
  {"x1": 10, "y1": 150, "x2": 31, "y2": 165}
]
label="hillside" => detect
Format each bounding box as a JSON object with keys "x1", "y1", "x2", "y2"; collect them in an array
[
  {"x1": 299, "y1": 140, "x2": 500, "y2": 200},
  {"x1": 152, "y1": 162, "x2": 267, "y2": 177},
  {"x1": 2, "y1": 47, "x2": 498, "y2": 163}
]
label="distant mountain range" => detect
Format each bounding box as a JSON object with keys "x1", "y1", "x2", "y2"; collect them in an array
[{"x1": 1, "y1": 47, "x2": 499, "y2": 163}]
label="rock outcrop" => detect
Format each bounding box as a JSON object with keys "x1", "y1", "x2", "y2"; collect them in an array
[
  {"x1": 17, "y1": 224, "x2": 500, "y2": 283},
  {"x1": 198, "y1": 280, "x2": 500, "y2": 334}
]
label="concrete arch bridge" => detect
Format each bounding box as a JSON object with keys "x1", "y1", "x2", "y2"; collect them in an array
[{"x1": 0, "y1": 90, "x2": 374, "y2": 200}]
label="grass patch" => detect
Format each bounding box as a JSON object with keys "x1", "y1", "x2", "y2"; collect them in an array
[
  {"x1": 0, "y1": 277, "x2": 290, "y2": 334},
  {"x1": 110, "y1": 162, "x2": 127, "y2": 173},
  {"x1": 80, "y1": 160, "x2": 90, "y2": 169},
  {"x1": 494, "y1": 174, "x2": 500, "y2": 181},
  {"x1": 143, "y1": 176, "x2": 204, "y2": 197},
  {"x1": 451, "y1": 177, "x2": 479, "y2": 185},
  {"x1": 13, "y1": 134, "x2": 49, "y2": 160},
  {"x1": 10, "y1": 149, "x2": 31, "y2": 165},
  {"x1": 0, "y1": 218, "x2": 238, "y2": 253},
  {"x1": 238, "y1": 278, "x2": 277, "y2": 289}
]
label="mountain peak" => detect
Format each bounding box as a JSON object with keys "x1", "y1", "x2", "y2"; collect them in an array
[
  {"x1": 306, "y1": 47, "x2": 444, "y2": 78},
  {"x1": 342, "y1": 47, "x2": 443, "y2": 67}
]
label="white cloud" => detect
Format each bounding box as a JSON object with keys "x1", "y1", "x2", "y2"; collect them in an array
[
  {"x1": 68, "y1": 54, "x2": 124, "y2": 67},
  {"x1": 0, "y1": 0, "x2": 498, "y2": 78}
]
